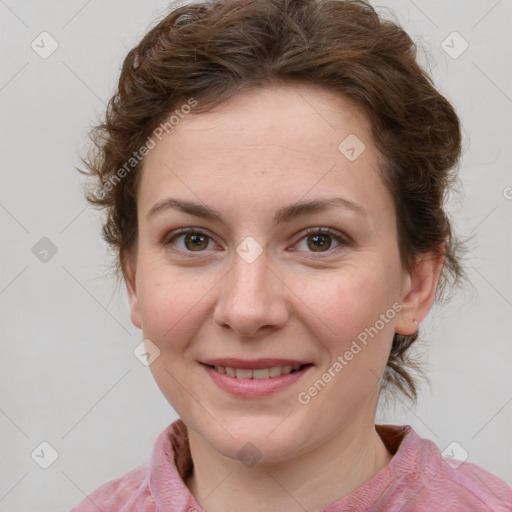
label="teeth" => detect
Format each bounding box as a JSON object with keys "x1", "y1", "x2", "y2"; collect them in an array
[
  {"x1": 235, "y1": 368, "x2": 252, "y2": 379},
  {"x1": 269, "y1": 366, "x2": 282, "y2": 377},
  {"x1": 253, "y1": 368, "x2": 269, "y2": 380},
  {"x1": 212, "y1": 364, "x2": 304, "y2": 379}
]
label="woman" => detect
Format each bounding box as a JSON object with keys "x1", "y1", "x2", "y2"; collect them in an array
[{"x1": 72, "y1": 0, "x2": 512, "y2": 510}]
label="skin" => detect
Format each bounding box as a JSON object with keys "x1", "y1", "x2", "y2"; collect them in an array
[{"x1": 125, "y1": 83, "x2": 443, "y2": 512}]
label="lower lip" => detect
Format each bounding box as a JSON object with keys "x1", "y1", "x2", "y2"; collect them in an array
[{"x1": 202, "y1": 364, "x2": 313, "y2": 398}]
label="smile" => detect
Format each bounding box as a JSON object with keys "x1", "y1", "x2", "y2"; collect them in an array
[{"x1": 200, "y1": 359, "x2": 314, "y2": 398}]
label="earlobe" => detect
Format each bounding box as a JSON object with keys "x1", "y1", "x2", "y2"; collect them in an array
[{"x1": 395, "y1": 249, "x2": 444, "y2": 336}]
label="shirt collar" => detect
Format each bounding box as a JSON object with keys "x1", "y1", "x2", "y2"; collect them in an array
[{"x1": 146, "y1": 419, "x2": 416, "y2": 511}]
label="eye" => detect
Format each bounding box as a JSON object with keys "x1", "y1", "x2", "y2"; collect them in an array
[
  {"x1": 164, "y1": 227, "x2": 351, "y2": 257},
  {"x1": 165, "y1": 228, "x2": 216, "y2": 253},
  {"x1": 293, "y1": 227, "x2": 350, "y2": 255}
]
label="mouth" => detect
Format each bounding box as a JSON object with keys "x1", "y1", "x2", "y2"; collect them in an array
[{"x1": 199, "y1": 358, "x2": 314, "y2": 398}]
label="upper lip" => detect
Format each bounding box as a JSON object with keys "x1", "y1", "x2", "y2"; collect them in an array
[{"x1": 200, "y1": 358, "x2": 312, "y2": 370}]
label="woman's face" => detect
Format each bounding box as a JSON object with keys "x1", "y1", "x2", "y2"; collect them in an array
[{"x1": 126, "y1": 84, "x2": 415, "y2": 464}]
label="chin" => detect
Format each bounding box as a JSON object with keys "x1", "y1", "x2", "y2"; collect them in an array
[{"x1": 195, "y1": 413, "x2": 310, "y2": 466}]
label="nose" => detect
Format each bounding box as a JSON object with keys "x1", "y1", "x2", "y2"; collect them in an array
[{"x1": 213, "y1": 249, "x2": 290, "y2": 338}]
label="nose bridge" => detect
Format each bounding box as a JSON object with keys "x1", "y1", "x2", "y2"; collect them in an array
[
  {"x1": 213, "y1": 246, "x2": 288, "y2": 335},
  {"x1": 230, "y1": 249, "x2": 268, "y2": 298}
]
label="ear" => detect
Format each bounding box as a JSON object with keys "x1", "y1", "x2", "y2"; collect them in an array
[
  {"x1": 123, "y1": 252, "x2": 142, "y2": 330},
  {"x1": 395, "y1": 247, "x2": 444, "y2": 335}
]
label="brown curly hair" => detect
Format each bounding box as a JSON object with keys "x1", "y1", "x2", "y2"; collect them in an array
[{"x1": 78, "y1": 0, "x2": 466, "y2": 402}]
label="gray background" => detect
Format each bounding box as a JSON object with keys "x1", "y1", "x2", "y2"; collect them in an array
[{"x1": 1, "y1": 1, "x2": 511, "y2": 510}]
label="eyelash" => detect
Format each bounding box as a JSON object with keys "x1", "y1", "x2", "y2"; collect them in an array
[{"x1": 163, "y1": 227, "x2": 351, "y2": 258}]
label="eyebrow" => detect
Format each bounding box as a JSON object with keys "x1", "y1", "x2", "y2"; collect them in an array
[{"x1": 146, "y1": 196, "x2": 368, "y2": 225}]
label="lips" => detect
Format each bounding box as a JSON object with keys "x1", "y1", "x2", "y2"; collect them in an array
[{"x1": 201, "y1": 359, "x2": 314, "y2": 398}]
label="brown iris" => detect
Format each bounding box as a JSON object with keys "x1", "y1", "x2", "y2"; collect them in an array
[
  {"x1": 307, "y1": 233, "x2": 332, "y2": 252},
  {"x1": 184, "y1": 232, "x2": 209, "y2": 251}
]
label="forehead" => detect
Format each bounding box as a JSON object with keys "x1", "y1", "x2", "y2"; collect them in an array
[
  {"x1": 138, "y1": 83, "x2": 391, "y2": 226},
  {"x1": 147, "y1": 83, "x2": 372, "y2": 163}
]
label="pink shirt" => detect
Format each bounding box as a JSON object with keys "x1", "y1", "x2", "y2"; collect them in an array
[{"x1": 70, "y1": 419, "x2": 512, "y2": 511}]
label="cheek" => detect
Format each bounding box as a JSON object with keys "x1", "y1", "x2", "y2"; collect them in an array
[
  {"x1": 137, "y1": 262, "x2": 218, "y2": 350},
  {"x1": 297, "y1": 264, "x2": 397, "y2": 373},
  {"x1": 302, "y1": 266, "x2": 394, "y2": 332}
]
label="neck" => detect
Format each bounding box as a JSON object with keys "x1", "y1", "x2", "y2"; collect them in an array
[{"x1": 185, "y1": 419, "x2": 393, "y2": 512}]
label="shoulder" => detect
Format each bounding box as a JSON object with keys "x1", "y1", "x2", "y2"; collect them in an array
[
  {"x1": 368, "y1": 425, "x2": 512, "y2": 511},
  {"x1": 68, "y1": 419, "x2": 189, "y2": 512},
  {"x1": 69, "y1": 464, "x2": 150, "y2": 512},
  {"x1": 403, "y1": 429, "x2": 512, "y2": 511},
  {"x1": 439, "y1": 459, "x2": 512, "y2": 511}
]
